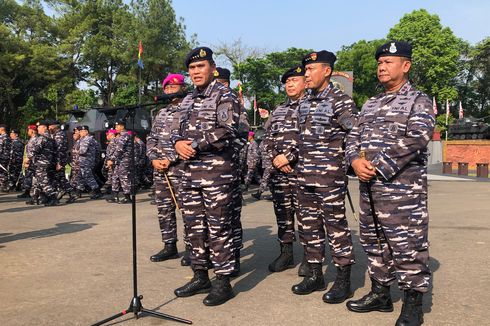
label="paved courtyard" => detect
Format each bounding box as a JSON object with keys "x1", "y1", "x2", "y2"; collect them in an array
[{"x1": 0, "y1": 178, "x2": 489, "y2": 325}]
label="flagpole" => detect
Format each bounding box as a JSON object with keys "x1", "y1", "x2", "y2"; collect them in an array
[
  {"x1": 253, "y1": 94, "x2": 256, "y2": 127},
  {"x1": 445, "y1": 99, "x2": 449, "y2": 141}
]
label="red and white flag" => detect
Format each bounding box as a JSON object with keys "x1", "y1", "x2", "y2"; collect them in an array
[
  {"x1": 459, "y1": 101, "x2": 464, "y2": 119},
  {"x1": 253, "y1": 96, "x2": 257, "y2": 112},
  {"x1": 432, "y1": 97, "x2": 438, "y2": 115}
]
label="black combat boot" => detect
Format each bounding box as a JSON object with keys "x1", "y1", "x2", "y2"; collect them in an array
[
  {"x1": 150, "y1": 242, "x2": 179, "y2": 262},
  {"x1": 395, "y1": 290, "x2": 424, "y2": 326},
  {"x1": 346, "y1": 278, "x2": 394, "y2": 313},
  {"x1": 174, "y1": 269, "x2": 211, "y2": 297},
  {"x1": 106, "y1": 191, "x2": 119, "y2": 203},
  {"x1": 268, "y1": 243, "x2": 294, "y2": 273},
  {"x1": 17, "y1": 190, "x2": 31, "y2": 199},
  {"x1": 291, "y1": 263, "x2": 326, "y2": 295},
  {"x1": 298, "y1": 247, "x2": 311, "y2": 277},
  {"x1": 26, "y1": 197, "x2": 36, "y2": 205},
  {"x1": 203, "y1": 275, "x2": 235, "y2": 306},
  {"x1": 65, "y1": 192, "x2": 77, "y2": 204},
  {"x1": 44, "y1": 195, "x2": 59, "y2": 206},
  {"x1": 181, "y1": 245, "x2": 191, "y2": 266},
  {"x1": 90, "y1": 188, "x2": 103, "y2": 200},
  {"x1": 56, "y1": 190, "x2": 66, "y2": 200},
  {"x1": 118, "y1": 194, "x2": 132, "y2": 204},
  {"x1": 229, "y1": 250, "x2": 241, "y2": 278},
  {"x1": 323, "y1": 265, "x2": 353, "y2": 304},
  {"x1": 251, "y1": 191, "x2": 261, "y2": 200}
]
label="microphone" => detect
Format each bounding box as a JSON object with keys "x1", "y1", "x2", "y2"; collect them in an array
[{"x1": 154, "y1": 91, "x2": 187, "y2": 103}]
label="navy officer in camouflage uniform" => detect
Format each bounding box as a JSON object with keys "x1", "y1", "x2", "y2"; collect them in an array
[
  {"x1": 106, "y1": 120, "x2": 132, "y2": 204},
  {"x1": 9, "y1": 129, "x2": 24, "y2": 191},
  {"x1": 291, "y1": 51, "x2": 357, "y2": 305},
  {"x1": 77, "y1": 125, "x2": 103, "y2": 199},
  {"x1": 147, "y1": 73, "x2": 187, "y2": 263},
  {"x1": 18, "y1": 124, "x2": 38, "y2": 199},
  {"x1": 0, "y1": 124, "x2": 11, "y2": 192},
  {"x1": 345, "y1": 41, "x2": 434, "y2": 326},
  {"x1": 263, "y1": 66, "x2": 310, "y2": 275},
  {"x1": 48, "y1": 121, "x2": 77, "y2": 203},
  {"x1": 172, "y1": 47, "x2": 241, "y2": 306},
  {"x1": 29, "y1": 120, "x2": 58, "y2": 206}
]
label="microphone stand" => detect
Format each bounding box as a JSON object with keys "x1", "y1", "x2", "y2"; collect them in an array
[{"x1": 92, "y1": 94, "x2": 191, "y2": 325}]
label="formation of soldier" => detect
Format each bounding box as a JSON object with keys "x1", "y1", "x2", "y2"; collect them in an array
[{"x1": 0, "y1": 41, "x2": 433, "y2": 325}]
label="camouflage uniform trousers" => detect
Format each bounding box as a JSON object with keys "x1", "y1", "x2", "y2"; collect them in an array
[
  {"x1": 298, "y1": 185, "x2": 355, "y2": 266},
  {"x1": 258, "y1": 165, "x2": 272, "y2": 193},
  {"x1": 78, "y1": 163, "x2": 99, "y2": 191},
  {"x1": 112, "y1": 163, "x2": 131, "y2": 195},
  {"x1": 53, "y1": 166, "x2": 73, "y2": 193},
  {"x1": 154, "y1": 170, "x2": 189, "y2": 245},
  {"x1": 8, "y1": 162, "x2": 22, "y2": 188},
  {"x1": 69, "y1": 167, "x2": 80, "y2": 190},
  {"x1": 270, "y1": 174, "x2": 303, "y2": 245},
  {"x1": 230, "y1": 179, "x2": 243, "y2": 253},
  {"x1": 22, "y1": 166, "x2": 35, "y2": 191},
  {"x1": 31, "y1": 166, "x2": 56, "y2": 198},
  {"x1": 182, "y1": 183, "x2": 236, "y2": 275},
  {"x1": 359, "y1": 188, "x2": 431, "y2": 292},
  {"x1": 102, "y1": 166, "x2": 113, "y2": 189},
  {"x1": 0, "y1": 160, "x2": 8, "y2": 189}
]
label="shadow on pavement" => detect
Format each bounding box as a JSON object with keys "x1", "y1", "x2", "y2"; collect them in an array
[{"x1": 0, "y1": 220, "x2": 97, "y2": 245}]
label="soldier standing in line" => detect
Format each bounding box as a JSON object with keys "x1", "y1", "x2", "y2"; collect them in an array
[
  {"x1": 243, "y1": 131, "x2": 260, "y2": 189},
  {"x1": 172, "y1": 47, "x2": 241, "y2": 306},
  {"x1": 76, "y1": 125, "x2": 103, "y2": 199},
  {"x1": 291, "y1": 51, "x2": 357, "y2": 305},
  {"x1": 29, "y1": 120, "x2": 58, "y2": 206},
  {"x1": 18, "y1": 125, "x2": 38, "y2": 199},
  {"x1": 48, "y1": 121, "x2": 77, "y2": 203},
  {"x1": 215, "y1": 66, "x2": 247, "y2": 277},
  {"x1": 106, "y1": 120, "x2": 132, "y2": 204},
  {"x1": 147, "y1": 73, "x2": 187, "y2": 263},
  {"x1": 68, "y1": 127, "x2": 81, "y2": 202},
  {"x1": 262, "y1": 66, "x2": 308, "y2": 275},
  {"x1": 8, "y1": 129, "x2": 24, "y2": 191},
  {"x1": 0, "y1": 124, "x2": 11, "y2": 192},
  {"x1": 345, "y1": 41, "x2": 434, "y2": 326},
  {"x1": 101, "y1": 129, "x2": 117, "y2": 194}
]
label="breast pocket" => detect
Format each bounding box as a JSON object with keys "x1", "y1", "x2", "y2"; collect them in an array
[
  {"x1": 197, "y1": 109, "x2": 216, "y2": 131},
  {"x1": 380, "y1": 115, "x2": 408, "y2": 139}
]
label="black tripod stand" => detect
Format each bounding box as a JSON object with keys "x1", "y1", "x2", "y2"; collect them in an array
[{"x1": 93, "y1": 98, "x2": 191, "y2": 325}]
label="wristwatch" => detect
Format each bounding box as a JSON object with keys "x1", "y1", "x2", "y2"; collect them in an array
[{"x1": 191, "y1": 140, "x2": 199, "y2": 150}]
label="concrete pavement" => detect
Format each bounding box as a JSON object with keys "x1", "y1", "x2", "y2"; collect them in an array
[{"x1": 0, "y1": 179, "x2": 489, "y2": 325}]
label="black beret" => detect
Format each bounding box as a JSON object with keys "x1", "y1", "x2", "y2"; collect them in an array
[
  {"x1": 214, "y1": 67, "x2": 231, "y2": 81},
  {"x1": 0, "y1": 124, "x2": 6, "y2": 129},
  {"x1": 37, "y1": 120, "x2": 50, "y2": 126},
  {"x1": 185, "y1": 47, "x2": 213, "y2": 68},
  {"x1": 375, "y1": 41, "x2": 412, "y2": 60},
  {"x1": 10, "y1": 129, "x2": 19, "y2": 134},
  {"x1": 302, "y1": 50, "x2": 336, "y2": 67},
  {"x1": 281, "y1": 65, "x2": 305, "y2": 84},
  {"x1": 77, "y1": 125, "x2": 90, "y2": 131},
  {"x1": 49, "y1": 120, "x2": 61, "y2": 125},
  {"x1": 114, "y1": 119, "x2": 126, "y2": 126}
]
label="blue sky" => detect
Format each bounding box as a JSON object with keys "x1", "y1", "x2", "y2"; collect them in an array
[{"x1": 172, "y1": 0, "x2": 489, "y2": 53}]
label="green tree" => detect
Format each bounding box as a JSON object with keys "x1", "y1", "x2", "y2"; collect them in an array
[
  {"x1": 456, "y1": 37, "x2": 490, "y2": 118},
  {"x1": 235, "y1": 47, "x2": 311, "y2": 111},
  {"x1": 335, "y1": 39, "x2": 386, "y2": 107},
  {"x1": 387, "y1": 9, "x2": 462, "y2": 101}
]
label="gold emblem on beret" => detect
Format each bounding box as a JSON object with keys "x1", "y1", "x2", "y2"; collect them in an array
[
  {"x1": 311, "y1": 53, "x2": 317, "y2": 61},
  {"x1": 199, "y1": 49, "x2": 207, "y2": 57},
  {"x1": 296, "y1": 67, "x2": 302, "y2": 73},
  {"x1": 172, "y1": 77, "x2": 178, "y2": 84},
  {"x1": 213, "y1": 70, "x2": 219, "y2": 77}
]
